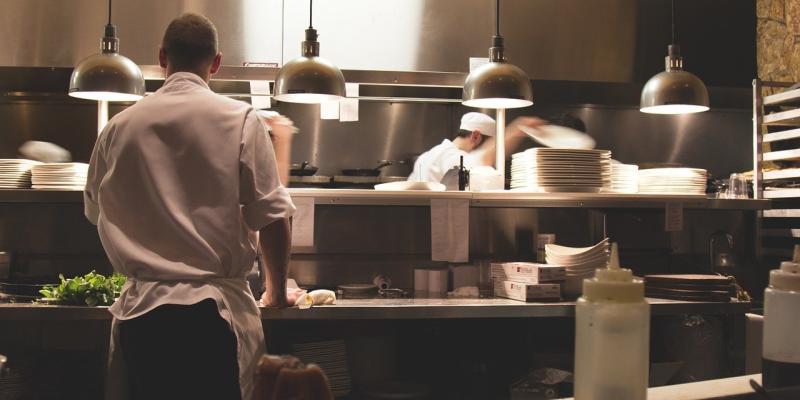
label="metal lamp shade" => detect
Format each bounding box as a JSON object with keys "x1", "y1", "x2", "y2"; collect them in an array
[
  {"x1": 69, "y1": 52, "x2": 145, "y2": 102},
  {"x1": 640, "y1": 70, "x2": 709, "y2": 114},
  {"x1": 273, "y1": 56, "x2": 346, "y2": 104},
  {"x1": 463, "y1": 61, "x2": 533, "y2": 109}
]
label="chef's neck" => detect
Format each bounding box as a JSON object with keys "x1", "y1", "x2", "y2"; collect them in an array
[
  {"x1": 163, "y1": 54, "x2": 221, "y2": 84},
  {"x1": 165, "y1": 67, "x2": 212, "y2": 83}
]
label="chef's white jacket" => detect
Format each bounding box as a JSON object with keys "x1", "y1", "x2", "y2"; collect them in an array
[
  {"x1": 409, "y1": 139, "x2": 481, "y2": 183},
  {"x1": 84, "y1": 72, "x2": 296, "y2": 400}
]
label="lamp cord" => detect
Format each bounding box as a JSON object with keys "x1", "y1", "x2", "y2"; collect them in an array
[
  {"x1": 495, "y1": 0, "x2": 500, "y2": 37},
  {"x1": 671, "y1": 0, "x2": 675, "y2": 45},
  {"x1": 108, "y1": 0, "x2": 112, "y2": 25},
  {"x1": 309, "y1": 0, "x2": 313, "y2": 29}
]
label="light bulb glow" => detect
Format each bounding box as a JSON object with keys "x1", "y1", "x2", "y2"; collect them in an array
[
  {"x1": 272, "y1": 93, "x2": 343, "y2": 104},
  {"x1": 639, "y1": 104, "x2": 709, "y2": 114},
  {"x1": 462, "y1": 97, "x2": 532, "y2": 109},
  {"x1": 69, "y1": 91, "x2": 143, "y2": 102}
]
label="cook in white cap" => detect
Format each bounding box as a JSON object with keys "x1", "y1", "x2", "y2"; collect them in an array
[{"x1": 409, "y1": 112, "x2": 544, "y2": 183}]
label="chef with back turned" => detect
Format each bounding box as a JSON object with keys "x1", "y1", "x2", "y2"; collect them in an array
[
  {"x1": 409, "y1": 112, "x2": 545, "y2": 183},
  {"x1": 84, "y1": 13, "x2": 298, "y2": 400}
]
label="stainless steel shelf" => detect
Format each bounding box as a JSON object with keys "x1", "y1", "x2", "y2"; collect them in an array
[
  {"x1": 0, "y1": 189, "x2": 771, "y2": 210},
  {"x1": 0, "y1": 298, "x2": 751, "y2": 321}
]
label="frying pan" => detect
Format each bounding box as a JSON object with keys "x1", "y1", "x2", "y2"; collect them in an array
[
  {"x1": 290, "y1": 161, "x2": 318, "y2": 176},
  {"x1": 341, "y1": 160, "x2": 392, "y2": 177}
]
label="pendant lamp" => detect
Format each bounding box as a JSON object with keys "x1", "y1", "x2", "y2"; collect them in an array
[
  {"x1": 640, "y1": 0, "x2": 709, "y2": 114},
  {"x1": 274, "y1": 0, "x2": 346, "y2": 104},
  {"x1": 69, "y1": 0, "x2": 145, "y2": 102},
  {"x1": 462, "y1": 0, "x2": 532, "y2": 109}
]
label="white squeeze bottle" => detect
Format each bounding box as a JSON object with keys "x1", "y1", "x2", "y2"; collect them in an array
[
  {"x1": 574, "y1": 243, "x2": 650, "y2": 400},
  {"x1": 762, "y1": 245, "x2": 800, "y2": 389}
]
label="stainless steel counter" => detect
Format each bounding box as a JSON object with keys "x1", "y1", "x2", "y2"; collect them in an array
[
  {"x1": 0, "y1": 298, "x2": 751, "y2": 321},
  {"x1": 0, "y1": 189, "x2": 771, "y2": 210}
]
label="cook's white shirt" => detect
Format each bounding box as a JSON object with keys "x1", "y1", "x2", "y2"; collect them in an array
[
  {"x1": 409, "y1": 139, "x2": 480, "y2": 183},
  {"x1": 84, "y1": 72, "x2": 296, "y2": 400}
]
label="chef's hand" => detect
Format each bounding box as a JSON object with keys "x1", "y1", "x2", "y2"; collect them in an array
[
  {"x1": 264, "y1": 114, "x2": 297, "y2": 144},
  {"x1": 260, "y1": 287, "x2": 306, "y2": 308},
  {"x1": 508, "y1": 116, "x2": 547, "y2": 138}
]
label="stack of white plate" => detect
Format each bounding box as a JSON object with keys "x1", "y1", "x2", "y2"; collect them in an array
[
  {"x1": 0, "y1": 159, "x2": 41, "y2": 189},
  {"x1": 510, "y1": 148, "x2": 612, "y2": 193},
  {"x1": 545, "y1": 239, "x2": 610, "y2": 297},
  {"x1": 292, "y1": 339, "x2": 351, "y2": 397},
  {"x1": 609, "y1": 163, "x2": 639, "y2": 193},
  {"x1": 637, "y1": 168, "x2": 707, "y2": 195},
  {"x1": 31, "y1": 163, "x2": 89, "y2": 190}
]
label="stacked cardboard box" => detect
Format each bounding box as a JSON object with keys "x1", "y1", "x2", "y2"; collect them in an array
[{"x1": 491, "y1": 262, "x2": 564, "y2": 302}]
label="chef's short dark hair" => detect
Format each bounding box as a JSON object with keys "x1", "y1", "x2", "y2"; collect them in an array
[{"x1": 162, "y1": 13, "x2": 219, "y2": 72}]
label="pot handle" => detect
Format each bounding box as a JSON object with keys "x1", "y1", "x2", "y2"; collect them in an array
[{"x1": 374, "y1": 160, "x2": 393, "y2": 170}]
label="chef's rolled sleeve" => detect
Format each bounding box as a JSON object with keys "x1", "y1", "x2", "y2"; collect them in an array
[
  {"x1": 239, "y1": 110, "x2": 296, "y2": 231},
  {"x1": 84, "y1": 127, "x2": 110, "y2": 225}
]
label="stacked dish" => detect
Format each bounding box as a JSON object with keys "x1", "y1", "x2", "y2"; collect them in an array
[
  {"x1": 510, "y1": 148, "x2": 612, "y2": 192},
  {"x1": 637, "y1": 168, "x2": 707, "y2": 195},
  {"x1": 0, "y1": 159, "x2": 40, "y2": 189},
  {"x1": 31, "y1": 163, "x2": 89, "y2": 190},
  {"x1": 609, "y1": 162, "x2": 639, "y2": 193},
  {"x1": 545, "y1": 238, "x2": 610, "y2": 297}
]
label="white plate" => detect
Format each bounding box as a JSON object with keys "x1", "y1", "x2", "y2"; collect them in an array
[
  {"x1": 519, "y1": 125, "x2": 597, "y2": 149},
  {"x1": 545, "y1": 239, "x2": 609, "y2": 256}
]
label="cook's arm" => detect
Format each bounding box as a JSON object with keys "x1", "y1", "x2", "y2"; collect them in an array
[
  {"x1": 259, "y1": 218, "x2": 291, "y2": 308},
  {"x1": 264, "y1": 115, "x2": 296, "y2": 186},
  {"x1": 241, "y1": 110, "x2": 297, "y2": 308}
]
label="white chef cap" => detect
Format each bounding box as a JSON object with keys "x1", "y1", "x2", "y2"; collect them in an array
[{"x1": 459, "y1": 112, "x2": 496, "y2": 137}]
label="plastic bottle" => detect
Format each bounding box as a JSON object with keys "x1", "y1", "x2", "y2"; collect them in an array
[
  {"x1": 762, "y1": 245, "x2": 800, "y2": 389},
  {"x1": 574, "y1": 243, "x2": 649, "y2": 400}
]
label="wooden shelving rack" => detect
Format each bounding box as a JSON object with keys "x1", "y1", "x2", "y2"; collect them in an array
[{"x1": 754, "y1": 80, "x2": 800, "y2": 258}]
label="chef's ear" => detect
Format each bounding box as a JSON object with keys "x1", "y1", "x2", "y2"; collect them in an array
[
  {"x1": 470, "y1": 130, "x2": 483, "y2": 144},
  {"x1": 158, "y1": 47, "x2": 168, "y2": 69},
  {"x1": 210, "y1": 52, "x2": 223, "y2": 75}
]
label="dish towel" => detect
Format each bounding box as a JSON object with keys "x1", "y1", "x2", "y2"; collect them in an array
[{"x1": 430, "y1": 199, "x2": 470, "y2": 262}]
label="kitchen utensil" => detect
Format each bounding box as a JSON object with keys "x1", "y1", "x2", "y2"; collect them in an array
[
  {"x1": 290, "y1": 161, "x2": 318, "y2": 176},
  {"x1": 519, "y1": 124, "x2": 596, "y2": 149},
  {"x1": 342, "y1": 160, "x2": 392, "y2": 177},
  {"x1": 0, "y1": 281, "x2": 55, "y2": 302},
  {"x1": 337, "y1": 283, "x2": 378, "y2": 299}
]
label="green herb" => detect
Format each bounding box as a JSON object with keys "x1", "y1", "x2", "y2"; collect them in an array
[{"x1": 39, "y1": 270, "x2": 127, "y2": 306}]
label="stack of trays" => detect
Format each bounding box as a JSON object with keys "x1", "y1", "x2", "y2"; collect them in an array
[
  {"x1": 545, "y1": 239, "x2": 610, "y2": 297},
  {"x1": 31, "y1": 163, "x2": 89, "y2": 190},
  {"x1": 0, "y1": 159, "x2": 40, "y2": 189},
  {"x1": 644, "y1": 274, "x2": 735, "y2": 302},
  {"x1": 490, "y1": 262, "x2": 564, "y2": 302},
  {"x1": 609, "y1": 162, "x2": 638, "y2": 193},
  {"x1": 292, "y1": 339, "x2": 352, "y2": 397},
  {"x1": 637, "y1": 168, "x2": 707, "y2": 195},
  {"x1": 510, "y1": 148, "x2": 612, "y2": 192}
]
